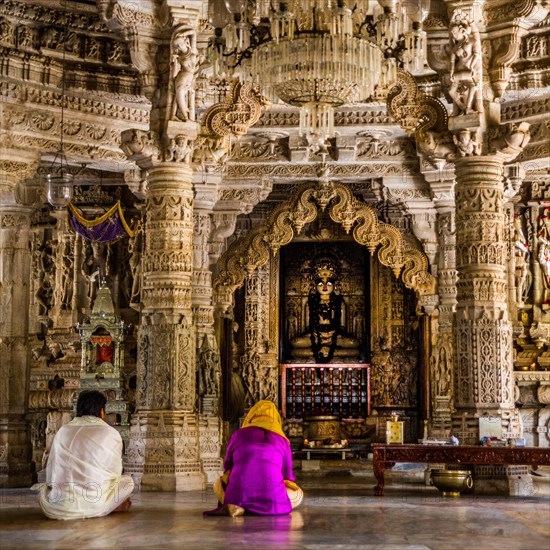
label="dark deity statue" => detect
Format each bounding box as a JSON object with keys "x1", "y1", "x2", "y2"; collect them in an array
[{"x1": 291, "y1": 257, "x2": 360, "y2": 363}]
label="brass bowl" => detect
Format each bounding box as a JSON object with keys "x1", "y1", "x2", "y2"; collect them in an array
[{"x1": 430, "y1": 469, "x2": 473, "y2": 497}]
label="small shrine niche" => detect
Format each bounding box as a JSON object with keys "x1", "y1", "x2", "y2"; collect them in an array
[
  {"x1": 77, "y1": 281, "x2": 130, "y2": 448},
  {"x1": 280, "y1": 242, "x2": 371, "y2": 422}
]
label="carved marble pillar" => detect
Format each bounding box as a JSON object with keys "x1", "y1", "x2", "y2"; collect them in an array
[
  {"x1": 453, "y1": 157, "x2": 517, "y2": 442},
  {"x1": 193, "y1": 180, "x2": 223, "y2": 482},
  {"x1": 240, "y1": 265, "x2": 278, "y2": 407},
  {"x1": 125, "y1": 161, "x2": 204, "y2": 491},
  {"x1": 0, "y1": 154, "x2": 39, "y2": 487},
  {"x1": 192, "y1": 184, "x2": 218, "y2": 356},
  {"x1": 429, "y1": 179, "x2": 457, "y2": 439}
]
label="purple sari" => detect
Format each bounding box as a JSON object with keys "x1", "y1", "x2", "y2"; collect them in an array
[{"x1": 218, "y1": 426, "x2": 296, "y2": 515}]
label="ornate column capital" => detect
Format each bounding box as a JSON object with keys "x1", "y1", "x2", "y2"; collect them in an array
[{"x1": 0, "y1": 147, "x2": 41, "y2": 207}]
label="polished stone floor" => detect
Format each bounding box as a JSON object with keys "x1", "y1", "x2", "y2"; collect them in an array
[{"x1": 1, "y1": 463, "x2": 549, "y2": 550}]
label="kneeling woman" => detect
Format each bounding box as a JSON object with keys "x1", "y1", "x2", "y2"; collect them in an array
[{"x1": 205, "y1": 400, "x2": 303, "y2": 516}]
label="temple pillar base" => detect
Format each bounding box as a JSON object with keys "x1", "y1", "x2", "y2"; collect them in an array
[
  {"x1": 140, "y1": 467, "x2": 205, "y2": 492},
  {"x1": 430, "y1": 396, "x2": 453, "y2": 440},
  {"x1": 125, "y1": 410, "x2": 208, "y2": 492},
  {"x1": 472, "y1": 465, "x2": 534, "y2": 497},
  {"x1": 0, "y1": 418, "x2": 35, "y2": 488},
  {"x1": 198, "y1": 414, "x2": 223, "y2": 484}
]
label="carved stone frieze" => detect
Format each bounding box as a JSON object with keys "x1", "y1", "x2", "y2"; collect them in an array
[
  {"x1": 355, "y1": 136, "x2": 417, "y2": 160},
  {"x1": 224, "y1": 161, "x2": 416, "y2": 180},
  {"x1": 136, "y1": 322, "x2": 194, "y2": 410},
  {"x1": 256, "y1": 108, "x2": 392, "y2": 128},
  {"x1": 502, "y1": 95, "x2": 550, "y2": 122},
  {"x1": 228, "y1": 135, "x2": 289, "y2": 162}
]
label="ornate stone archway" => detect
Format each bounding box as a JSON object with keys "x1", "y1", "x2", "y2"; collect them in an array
[{"x1": 214, "y1": 179, "x2": 437, "y2": 309}]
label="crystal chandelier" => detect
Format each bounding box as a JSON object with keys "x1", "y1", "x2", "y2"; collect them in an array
[{"x1": 208, "y1": 0, "x2": 428, "y2": 144}]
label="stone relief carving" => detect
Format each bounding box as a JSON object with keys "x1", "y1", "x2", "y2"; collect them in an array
[
  {"x1": 229, "y1": 134, "x2": 289, "y2": 162},
  {"x1": 356, "y1": 135, "x2": 416, "y2": 160},
  {"x1": 34, "y1": 238, "x2": 54, "y2": 318},
  {"x1": 165, "y1": 134, "x2": 192, "y2": 163},
  {"x1": 513, "y1": 212, "x2": 532, "y2": 306},
  {"x1": 371, "y1": 350, "x2": 417, "y2": 408},
  {"x1": 453, "y1": 129, "x2": 482, "y2": 157},
  {"x1": 128, "y1": 219, "x2": 143, "y2": 308},
  {"x1": 170, "y1": 27, "x2": 198, "y2": 123},
  {"x1": 538, "y1": 208, "x2": 550, "y2": 305},
  {"x1": 448, "y1": 12, "x2": 483, "y2": 115},
  {"x1": 489, "y1": 122, "x2": 531, "y2": 161},
  {"x1": 81, "y1": 240, "x2": 102, "y2": 309},
  {"x1": 197, "y1": 334, "x2": 220, "y2": 413},
  {"x1": 120, "y1": 130, "x2": 162, "y2": 165}
]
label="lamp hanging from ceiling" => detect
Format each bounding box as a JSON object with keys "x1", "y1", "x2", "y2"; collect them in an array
[
  {"x1": 208, "y1": 0, "x2": 428, "y2": 145},
  {"x1": 46, "y1": 6, "x2": 75, "y2": 209}
]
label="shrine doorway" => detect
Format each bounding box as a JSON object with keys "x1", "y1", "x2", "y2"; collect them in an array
[
  {"x1": 280, "y1": 242, "x2": 371, "y2": 421},
  {"x1": 214, "y1": 181, "x2": 435, "y2": 443}
]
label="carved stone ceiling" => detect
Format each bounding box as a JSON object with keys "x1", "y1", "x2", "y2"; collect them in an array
[{"x1": 1, "y1": 0, "x2": 549, "y2": 220}]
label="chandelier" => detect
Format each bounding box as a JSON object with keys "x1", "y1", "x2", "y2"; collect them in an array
[{"x1": 208, "y1": 0, "x2": 428, "y2": 144}]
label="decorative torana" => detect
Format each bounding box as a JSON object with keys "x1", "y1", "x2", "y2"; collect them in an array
[{"x1": 215, "y1": 180, "x2": 436, "y2": 306}]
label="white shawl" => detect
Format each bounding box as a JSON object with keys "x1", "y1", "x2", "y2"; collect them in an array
[{"x1": 38, "y1": 416, "x2": 134, "y2": 520}]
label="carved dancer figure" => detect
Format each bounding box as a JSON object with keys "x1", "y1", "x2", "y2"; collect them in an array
[
  {"x1": 448, "y1": 14, "x2": 483, "y2": 115},
  {"x1": 170, "y1": 27, "x2": 198, "y2": 122}
]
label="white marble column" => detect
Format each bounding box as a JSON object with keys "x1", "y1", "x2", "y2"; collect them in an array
[
  {"x1": 125, "y1": 160, "x2": 204, "y2": 491},
  {"x1": 453, "y1": 157, "x2": 517, "y2": 442},
  {"x1": 0, "y1": 153, "x2": 39, "y2": 486},
  {"x1": 429, "y1": 178, "x2": 457, "y2": 439},
  {"x1": 192, "y1": 180, "x2": 223, "y2": 482}
]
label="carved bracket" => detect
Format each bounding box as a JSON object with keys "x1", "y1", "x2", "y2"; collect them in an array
[
  {"x1": 202, "y1": 79, "x2": 270, "y2": 139},
  {"x1": 387, "y1": 69, "x2": 452, "y2": 165}
]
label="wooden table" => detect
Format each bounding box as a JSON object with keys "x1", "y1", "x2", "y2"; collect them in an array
[{"x1": 372, "y1": 444, "x2": 550, "y2": 496}]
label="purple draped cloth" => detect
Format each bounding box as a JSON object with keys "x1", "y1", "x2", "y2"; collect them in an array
[
  {"x1": 215, "y1": 426, "x2": 296, "y2": 515},
  {"x1": 68, "y1": 202, "x2": 134, "y2": 243}
]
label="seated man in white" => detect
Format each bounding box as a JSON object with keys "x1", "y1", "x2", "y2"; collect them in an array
[{"x1": 38, "y1": 390, "x2": 134, "y2": 520}]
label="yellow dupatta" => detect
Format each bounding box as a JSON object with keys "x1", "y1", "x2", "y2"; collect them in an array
[{"x1": 241, "y1": 400, "x2": 288, "y2": 441}]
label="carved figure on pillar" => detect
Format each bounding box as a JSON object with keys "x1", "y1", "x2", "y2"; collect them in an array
[
  {"x1": 81, "y1": 240, "x2": 101, "y2": 309},
  {"x1": 35, "y1": 239, "x2": 54, "y2": 317},
  {"x1": 538, "y1": 208, "x2": 550, "y2": 304},
  {"x1": 166, "y1": 134, "x2": 192, "y2": 163},
  {"x1": 59, "y1": 239, "x2": 74, "y2": 309},
  {"x1": 453, "y1": 129, "x2": 481, "y2": 157},
  {"x1": 514, "y1": 213, "x2": 531, "y2": 306},
  {"x1": 170, "y1": 27, "x2": 198, "y2": 123},
  {"x1": 128, "y1": 220, "x2": 143, "y2": 306},
  {"x1": 448, "y1": 13, "x2": 483, "y2": 115}
]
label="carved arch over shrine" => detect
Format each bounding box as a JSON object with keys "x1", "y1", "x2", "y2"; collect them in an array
[{"x1": 214, "y1": 181, "x2": 437, "y2": 310}]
